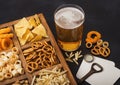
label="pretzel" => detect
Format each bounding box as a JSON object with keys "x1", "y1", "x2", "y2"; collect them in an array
[
  {"x1": 23, "y1": 52, "x2": 30, "y2": 56},
  {"x1": 43, "y1": 45, "x2": 53, "y2": 54},
  {"x1": 26, "y1": 62, "x2": 38, "y2": 73},
  {"x1": 99, "y1": 47, "x2": 110, "y2": 57},
  {"x1": 37, "y1": 41, "x2": 44, "y2": 48},
  {"x1": 25, "y1": 52, "x2": 37, "y2": 61},
  {"x1": 97, "y1": 39, "x2": 103, "y2": 46},
  {"x1": 50, "y1": 53, "x2": 57, "y2": 64},
  {"x1": 94, "y1": 45, "x2": 101, "y2": 50},
  {"x1": 86, "y1": 42, "x2": 92, "y2": 48},
  {"x1": 35, "y1": 58, "x2": 42, "y2": 65},
  {"x1": 86, "y1": 31, "x2": 101, "y2": 43},
  {"x1": 43, "y1": 55, "x2": 52, "y2": 65},
  {"x1": 103, "y1": 41, "x2": 109, "y2": 48},
  {"x1": 32, "y1": 42, "x2": 40, "y2": 50},
  {"x1": 36, "y1": 48, "x2": 45, "y2": 53},
  {"x1": 31, "y1": 52, "x2": 37, "y2": 59},
  {"x1": 36, "y1": 54, "x2": 52, "y2": 68},
  {"x1": 35, "y1": 59, "x2": 43, "y2": 69},
  {"x1": 42, "y1": 60, "x2": 51, "y2": 68},
  {"x1": 91, "y1": 48, "x2": 100, "y2": 55}
]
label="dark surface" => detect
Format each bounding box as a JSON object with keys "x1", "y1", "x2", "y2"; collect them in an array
[{"x1": 0, "y1": 0, "x2": 120, "y2": 85}]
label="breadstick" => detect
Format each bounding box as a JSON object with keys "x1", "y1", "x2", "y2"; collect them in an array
[
  {"x1": 0, "y1": 27, "x2": 11, "y2": 34},
  {"x1": 0, "y1": 33, "x2": 13, "y2": 39},
  {"x1": 23, "y1": 47, "x2": 33, "y2": 54}
]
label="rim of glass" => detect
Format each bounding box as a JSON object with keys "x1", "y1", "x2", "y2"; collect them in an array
[{"x1": 54, "y1": 4, "x2": 85, "y2": 29}]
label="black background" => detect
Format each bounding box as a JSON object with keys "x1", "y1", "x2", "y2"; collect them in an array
[{"x1": 0, "y1": 0, "x2": 120, "y2": 85}]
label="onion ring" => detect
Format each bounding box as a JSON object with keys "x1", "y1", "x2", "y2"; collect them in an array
[
  {"x1": 1, "y1": 38, "x2": 13, "y2": 50},
  {"x1": 86, "y1": 31, "x2": 101, "y2": 43}
]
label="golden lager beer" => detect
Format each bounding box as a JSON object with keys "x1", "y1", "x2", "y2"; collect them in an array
[{"x1": 54, "y1": 4, "x2": 85, "y2": 51}]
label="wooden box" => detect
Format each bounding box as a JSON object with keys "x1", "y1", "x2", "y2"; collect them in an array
[{"x1": 0, "y1": 13, "x2": 77, "y2": 85}]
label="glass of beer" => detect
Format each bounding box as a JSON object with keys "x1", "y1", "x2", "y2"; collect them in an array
[{"x1": 54, "y1": 4, "x2": 85, "y2": 51}]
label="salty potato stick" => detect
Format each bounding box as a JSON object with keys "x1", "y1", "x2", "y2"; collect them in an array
[
  {"x1": 0, "y1": 27, "x2": 11, "y2": 34},
  {"x1": 0, "y1": 33, "x2": 13, "y2": 38}
]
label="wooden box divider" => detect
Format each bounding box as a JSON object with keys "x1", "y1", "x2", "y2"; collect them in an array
[{"x1": 11, "y1": 25, "x2": 33, "y2": 83}]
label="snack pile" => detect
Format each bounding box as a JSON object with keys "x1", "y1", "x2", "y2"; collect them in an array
[
  {"x1": 0, "y1": 27, "x2": 13, "y2": 51},
  {"x1": 14, "y1": 14, "x2": 48, "y2": 45},
  {"x1": 85, "y1": 31, "x2": 110, "y2": 57},
  {"x1": 64, "y1": 31, "x2": 111, "y2": 66},
  {"x1": 65, "y1": 51, "x2": 83, "y2": 65},
  {"x1": 0, "y1": 14, "x2": 74, "y2": 85},
  {"x1": 12, "y1": 79, "x2": 29, "y2": 85},
  {"x1": 23, "y1": 41, "x2": 58, "y2": 73},
  {"x1": 0, "y1": 47, "x2": 24, "y2": 81},
  {"x1": 34, "y1": 66, "x2": 70, "y2": 85}
]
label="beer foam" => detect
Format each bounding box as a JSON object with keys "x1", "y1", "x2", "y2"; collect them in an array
[{"x1": 55, "y1": 7, "x2": 84, "y2": 29}]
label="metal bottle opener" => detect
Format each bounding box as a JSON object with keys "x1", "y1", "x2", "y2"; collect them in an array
[{"x1": 78, "y1": 63, "x2": 103, "y2": 85}]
